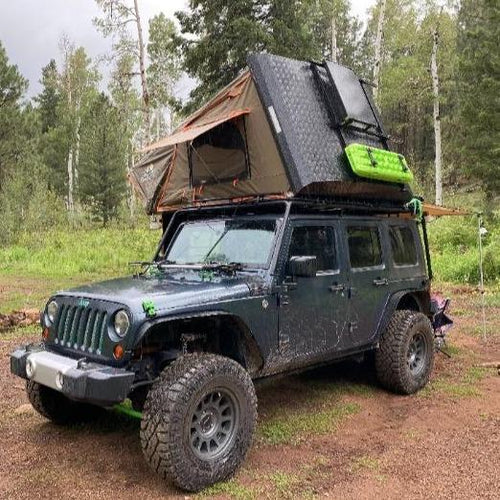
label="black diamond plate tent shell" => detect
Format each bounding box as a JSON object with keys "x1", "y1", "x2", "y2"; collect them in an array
[{"x1": 247, "y1": 53, "x2": 411, "y2": 202}]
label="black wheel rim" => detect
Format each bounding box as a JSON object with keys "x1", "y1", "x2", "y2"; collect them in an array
[
  {"x1": 189, "y1": 389, "x2": 238, "y2": 460},
  {"x1": 407, "y1": 332, "x2": 427, "y2": 376}
]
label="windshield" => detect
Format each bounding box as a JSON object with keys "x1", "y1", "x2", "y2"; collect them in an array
[{"x1": 165, "y1": 219, "x2": 278, "y2": 268}]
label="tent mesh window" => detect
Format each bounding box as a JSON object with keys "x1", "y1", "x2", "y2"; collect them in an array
[{"x1": 188, "y1": 118, "x2": 250, "y2": 187}]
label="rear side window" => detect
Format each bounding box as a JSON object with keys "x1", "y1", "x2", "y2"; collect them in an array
[
  {"x1": 347, "y1": 226, "x2": 382, "y2": 268},
  {"x1": 389, "y1": 226, "x2": 418, "y2": 266}
]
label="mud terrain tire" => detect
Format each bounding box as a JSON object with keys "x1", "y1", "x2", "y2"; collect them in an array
[
  {"x1": 375, "y1": 310, "x2": 434, "y2": 395},
  {"x1": 26, "y1": 381, "x2": 103, "y2": 425},
  {"x1": 140, "y1": 353, "x2": 257, "y2": 492}
]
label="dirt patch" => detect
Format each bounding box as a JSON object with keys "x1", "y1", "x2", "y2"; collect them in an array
[{"x1": 0, "y1": 287, "x2": 499, "y2": 499}]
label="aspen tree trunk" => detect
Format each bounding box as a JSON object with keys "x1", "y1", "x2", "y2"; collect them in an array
[
  {"x1": 67, "y1": 149, "x2": 74, "y2": 212},
  {"x1": 331, "y1": 15, "x2": 338, "y2": 63},
  {"x1": 372, "y1": 0, "x2": 387, "y2": 103},
  {"x1": 128, "y1": 139, "x2": 135, "y2": 218},
  {"x1": 74, "y1": 114, "x2": 81, "y2": 192},
  {"x1": 66, "y1": 72, "x2": 74, "y2": 213},
  {"x1": 431, "y1": 24, "x2": 443, "y2": 206},
  {"x1": 133, "y1": 0, "x2": 151, "y2": 143}
]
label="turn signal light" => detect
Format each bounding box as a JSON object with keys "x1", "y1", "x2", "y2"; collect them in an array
[
  {"x1": 113, "y1": 344, "x2": 124, "y2": 360},
  {"x1": 42, "y1": 328, "x2": 49, "y2": 341}
]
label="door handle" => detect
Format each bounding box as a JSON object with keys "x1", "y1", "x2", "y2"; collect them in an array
[
  {"x1": 329, "y1": 284, "x2": 345, "y2": 292},
  {"x1": 373, "y1": 278, "x2": 389, "y2": 286}
]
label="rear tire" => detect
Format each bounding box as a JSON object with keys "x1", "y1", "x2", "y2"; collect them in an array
[
  {"x1": 26, "y1": 381, "x2": 103, "y2": 425},
  {"x1": 140, "y1": 353, "x2": 257, "y2": 492},
  {"x1": 375, "y1": 310, "x2": 434, "y2": 395}
]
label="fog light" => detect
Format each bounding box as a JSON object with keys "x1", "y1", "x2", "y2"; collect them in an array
[
  {"x1": 26, "y1": 359, "x2": 34, "y2": 378},
  {"x1": 113, "y1": 344, "x2": 124, "y2": 360},
  {"x1": 55, "y1": 371, "x2": 64, "y2": 390}
]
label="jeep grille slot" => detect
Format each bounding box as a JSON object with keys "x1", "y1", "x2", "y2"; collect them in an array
[{"x1": 53, "y1": 304, "x2": 108, "y2": 355}]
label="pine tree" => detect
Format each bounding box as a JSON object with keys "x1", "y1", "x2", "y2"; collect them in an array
[
  {"x1": 0, "y1": 41, "x2": 28, "y2": 188},
  {"x1": 78, "y1": 93, "x2": 128, "y2": 224},
  {"x1": 456, "y1": 0, "x2": 500, "y2": 199}
]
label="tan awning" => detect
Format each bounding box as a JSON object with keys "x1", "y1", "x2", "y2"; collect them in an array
[
  {"x1": 423, "y1": 203, "x2": 469, "y2": 216},
  {"x1": 141, "y1": 108, "x2": 251, "y2": 153}
]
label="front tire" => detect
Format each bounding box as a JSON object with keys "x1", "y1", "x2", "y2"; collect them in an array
[
  {"x1": 375, "y1": 310, "x2": 434, "y2": 395},
  {"x1": 26, "y1": 381, "x2": 103, "y2": 425},
  {"x1": 140, "y1": 354, "x2": 257, "y2": 492}
]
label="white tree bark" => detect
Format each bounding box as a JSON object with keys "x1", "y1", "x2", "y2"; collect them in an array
[
  {"x1": 372, "y1": 0, "x2": 387, "y2": 103},
  {"x1": 74, "y1": 114, "x2": 81, "y2": 192},
  {"x1": 67, "y1": 148, "x2": 74, "y2": 213},
  {"x1": 133, "y1": 0, "x2": 151, "y2": 143},
  {"x1": 431, "y1": 24, "x2": 443, "y2": 206},
  {"x1": 331, "y1": 15, "x2": 338, "y2": 63}
]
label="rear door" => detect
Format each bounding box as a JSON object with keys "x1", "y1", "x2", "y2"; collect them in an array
[{"x1": 342, "y1": 220, "x2": 390, "y2": 348}]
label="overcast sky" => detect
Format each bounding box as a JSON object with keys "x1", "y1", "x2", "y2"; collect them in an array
[{"x1": 1, "y1": 0, "x2": 376, "y2": 98}]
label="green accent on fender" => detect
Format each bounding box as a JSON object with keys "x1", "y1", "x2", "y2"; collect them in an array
[
  {"x1": 113, "y1": 403, "x2": 142, "y2": 420},
  {"x1": 345, "y1": 144, "x2": 414, "y2": 184},
  {"x1": 142, "y1": 300, "x2": 157, "y2": 318}
]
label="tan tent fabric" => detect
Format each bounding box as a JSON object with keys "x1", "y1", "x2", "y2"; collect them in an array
[
  {"x1": 132, "y1": 70, "x2": 292, "y2": 213},
  {"x1": 141, "y1": 108, "x2": 251, "y2": 153}
]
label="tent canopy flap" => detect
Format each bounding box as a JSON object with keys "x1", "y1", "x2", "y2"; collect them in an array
[{"x1": 141, "y1": 109, "x2": 251, "y2": 153}]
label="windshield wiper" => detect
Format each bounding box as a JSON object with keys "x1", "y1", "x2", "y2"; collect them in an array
[{"x1": 202, "y1": 261, "x2": 246, "y2": 275}]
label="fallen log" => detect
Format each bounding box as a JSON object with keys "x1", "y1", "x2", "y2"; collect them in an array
[{"x1": 0, "y1": 309, "x2": 40, "y2": 331}]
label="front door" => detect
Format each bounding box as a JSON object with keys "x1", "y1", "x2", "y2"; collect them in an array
[
  {"x1": 342, "y1": 221, "x2": 390, "y2": 348},
  {"x1": 278, "y1": 221, "x2": 349, "y2": 358}
]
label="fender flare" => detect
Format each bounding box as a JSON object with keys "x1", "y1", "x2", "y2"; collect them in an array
[
  {"x1": 133, "y1": 310, "x2": 264, "y2": 373},
  {"x1": 374, "y1": 290, "x2": 426, "y2": 342}
]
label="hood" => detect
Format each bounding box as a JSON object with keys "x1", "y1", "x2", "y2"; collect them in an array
[{"x1": 56, "y1": 270, "x2": 266, "y2": 315}]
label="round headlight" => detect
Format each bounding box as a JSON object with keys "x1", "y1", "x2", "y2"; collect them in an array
[
  {"x1": 47, "y1": 300, "x2": 59, "y2": 323},
  {"x1": 114, "y1": 310, "x2": 130, "y2": 337}
]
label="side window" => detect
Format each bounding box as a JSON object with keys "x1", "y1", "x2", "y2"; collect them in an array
[
  {"x1": 288, "y1": 226, "x2": 336, "y2": 272},
  {"x1": 389, "y1": 226, "x2": 418, "y2": 266},
  {"x1": 347, "y1": 226, "x2": 382, "y2": 268}
]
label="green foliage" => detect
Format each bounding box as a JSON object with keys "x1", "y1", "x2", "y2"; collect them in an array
[
  {"x1": 0, "y1": 227, "x2": 158, "y2": 279},
  {"x1": 147, "y1": 13, "x2": 182, "y2": 111},
  {"x1": 455, "y1": 0, "x2": 500, "y2": 198},
  {"x1": 0, "y1": 40, "x2": 29, "y2": 187},
  {"x1": 78, "y1": 93, "x2": 128, "y2": 224},
  {"x1": 427, "y1": 212, "x2": 500, "y2": 283}
]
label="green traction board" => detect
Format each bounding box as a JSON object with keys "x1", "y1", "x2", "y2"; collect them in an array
[{"x1": 345, "y1": 144, "x2": 414, "y2": 184}]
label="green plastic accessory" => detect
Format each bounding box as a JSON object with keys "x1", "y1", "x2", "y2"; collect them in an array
[
  {"x1": 345, "y1": 143, "x2": 414, "y2": 184},
  {"x1": 113, "y1": 403, "x2": 142, "y2": 420},
  {"x1": 405, "y1": 197, "x2": 423, "y2": 220},
  {"x1": 142, "y1": 299, "x2": 157, "y2": 318}
]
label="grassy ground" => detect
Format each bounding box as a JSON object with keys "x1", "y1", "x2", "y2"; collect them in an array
[{"x1": 0, "y1": 228, "x2": 159, "y2": 314}]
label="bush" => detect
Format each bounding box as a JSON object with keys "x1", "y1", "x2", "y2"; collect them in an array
[{"x1": 427, "y1": 212, "x2": 500, "y2": 284}]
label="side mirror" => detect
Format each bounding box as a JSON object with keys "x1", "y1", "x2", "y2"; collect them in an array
[{"x1": 288, "y1": 256, "x2": 317, "y2": 278}]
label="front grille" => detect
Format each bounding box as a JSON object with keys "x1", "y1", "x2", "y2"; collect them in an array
[{"x1": 53, "y1": 304, "x2": 108, "y2": 355}]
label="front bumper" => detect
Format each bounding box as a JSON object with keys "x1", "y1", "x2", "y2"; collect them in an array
[{"x1": 10, "y1": 344, "x2": 134, "y2": 406}]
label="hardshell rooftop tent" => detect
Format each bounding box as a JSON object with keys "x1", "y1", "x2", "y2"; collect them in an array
[{"x1": 130, "y1": 53, "x2": 413, "y2": 214}]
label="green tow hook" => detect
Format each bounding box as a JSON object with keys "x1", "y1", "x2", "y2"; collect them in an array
[
  {"x1": 142, "y1": 299, "x2": 157, "y2": 318},
  {"x1": 113, "y1": 403, "x2": 142, "y2": 420}
]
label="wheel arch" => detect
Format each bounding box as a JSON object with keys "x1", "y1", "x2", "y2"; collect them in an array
[
  {"x1": 134, "y1": 312, "x2": 264, "y2": 376},
  {"x1": 375, "y1": 290, "x2": 431, "y2": 343}
]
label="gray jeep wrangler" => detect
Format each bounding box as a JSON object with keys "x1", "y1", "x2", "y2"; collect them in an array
[{"x1": 10, "y1": 199, "x2": 444, "y2": 491}]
